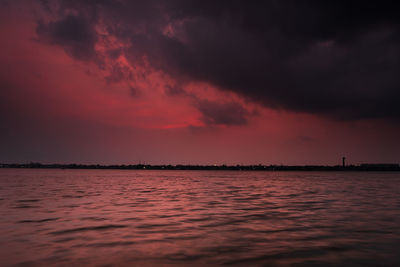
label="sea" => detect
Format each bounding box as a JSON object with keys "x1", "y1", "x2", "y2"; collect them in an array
[{"x1": 1, "y1": 168, "x2": 400, "y2": 266}]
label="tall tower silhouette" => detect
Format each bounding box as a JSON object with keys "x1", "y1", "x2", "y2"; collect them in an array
[{"x1": 342, "y1": 157, "x2": 346, "y2": 167}]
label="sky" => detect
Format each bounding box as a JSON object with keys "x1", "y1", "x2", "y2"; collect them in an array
[{"x1": 1, "y1": 0, "x2": 400, "y2": 165}]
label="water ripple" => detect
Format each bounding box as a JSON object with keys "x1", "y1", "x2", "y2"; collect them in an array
[
  {"x1": 50, "y1": 224, "x2": 128, "y2": 235},
  {"x1": 18, "y1": 218, "x2": 59, "y2": 223},
  {"x1": 1, "y1": 169, "x2": 400, "y2": 266}
]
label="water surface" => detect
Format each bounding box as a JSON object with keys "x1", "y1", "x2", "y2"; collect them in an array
[{"x1": 1, "y1": 169, "x2": 400, "y2": 266}]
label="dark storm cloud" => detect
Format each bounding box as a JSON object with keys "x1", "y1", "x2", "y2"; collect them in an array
[
  {"x1": 36, "y1": 14, "x2": 98, "y2": 61},
  {"x1": 195, "y1": 100, "x2": 249, "y2": 126},
  {"x1": 104, "y1": 64, "x2": 133, "y2": 84},
  {"x1": 37, "y1": 0, "x2": 400, "y2": 120},
  {"x1": 164, "y1": 85, "x2": 186, "y2": 97}
]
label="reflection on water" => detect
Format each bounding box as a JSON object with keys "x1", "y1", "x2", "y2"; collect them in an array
[{"x1": 1, "y1": 169, "x2": 400, "y2": 266}]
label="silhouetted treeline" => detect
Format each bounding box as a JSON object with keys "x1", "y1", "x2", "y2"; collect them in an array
[{"x1": 1, "y1": 163, "x2": 399, "y2": 171}]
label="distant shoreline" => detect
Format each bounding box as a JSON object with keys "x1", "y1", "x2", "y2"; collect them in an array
[{"x1": 1, "y1": 163, "x2": 399, "y2": 171}]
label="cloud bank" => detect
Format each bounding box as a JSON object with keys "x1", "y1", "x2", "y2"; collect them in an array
[{"x1": 35, "y1": 0, "x2": 400, "y2": 120}]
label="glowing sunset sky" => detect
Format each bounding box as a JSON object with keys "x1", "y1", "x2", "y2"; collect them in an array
[{"x1": 1, "y1": 0, "x2": 399, "y2": 165}]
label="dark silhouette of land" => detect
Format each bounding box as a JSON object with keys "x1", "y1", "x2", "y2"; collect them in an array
[{"x1": 1, "y1": 163, "x2": 399, "y2": 171}]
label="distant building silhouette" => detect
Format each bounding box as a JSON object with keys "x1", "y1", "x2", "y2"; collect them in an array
[
  {"x1": 360, "y1": 163, "x2": 399, "y2": 170},
  {"x1": 1, "y1": 162, "x2": 399, "y2": 171}
]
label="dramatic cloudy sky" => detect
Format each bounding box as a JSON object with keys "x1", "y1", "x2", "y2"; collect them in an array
[{"x1": 1, "y1": 0, "x2": 399, "y2": 165}]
